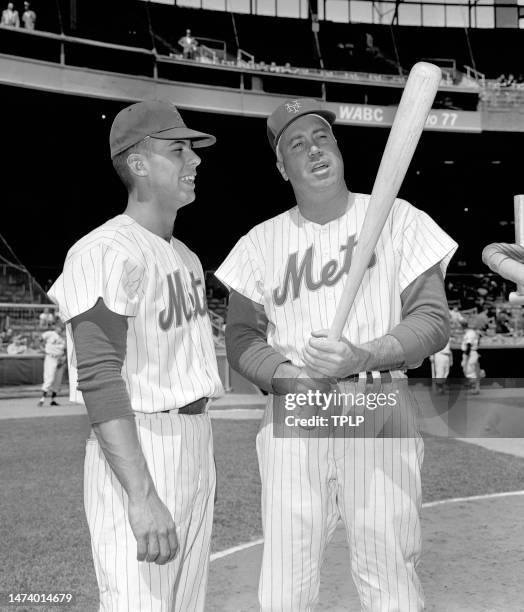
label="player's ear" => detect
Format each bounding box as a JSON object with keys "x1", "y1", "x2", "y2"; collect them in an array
[
  {"x1": 276, "y1": 160, "x2": 288, "y2": 182},
  {"x1": 127, "y1": 153, "x2": 148, "y2": 178}
]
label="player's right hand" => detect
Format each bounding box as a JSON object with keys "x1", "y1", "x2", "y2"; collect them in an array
[{"x1": 128, "y1": 492, "x2": 178, "y2": 565}]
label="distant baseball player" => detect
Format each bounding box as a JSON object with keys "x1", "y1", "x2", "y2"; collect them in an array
[
  {"x1": 461, "y1": 319, "x2": 482, "y2": 394},
  {"x1": 430, "y1": 339, "x2": 452, "y2": 394},
  {"x1": 215, "y1": 98, "x2": 457, "y2": 611},
  {"x1": 38, "y1": 321, "x2": 66, "y2": 406},
  {"x1": 48, "y1": 100, "x2": 223, "y2": 611}
]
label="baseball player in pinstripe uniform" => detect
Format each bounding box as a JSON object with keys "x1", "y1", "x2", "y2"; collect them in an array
[
  {"x1": 49, "y1": 100, "x2": 223, "y2": 612},
  {"x1": 38, "y1": 321, "x2": 66, "y2": 406},
  {"x1": 215, "y1": 98, "x2": 457, "y2": 611}
]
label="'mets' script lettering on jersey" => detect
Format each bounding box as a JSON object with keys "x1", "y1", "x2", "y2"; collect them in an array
[
  {"x1": 273, "y1": 234, "x2": 376, "y2": 306},
  {"x1": 159, "y1": 270, "x2": 207, "y2": 330}
]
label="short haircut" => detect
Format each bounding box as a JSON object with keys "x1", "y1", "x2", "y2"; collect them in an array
[{"x1": 112, "y1": 138, "x2": 152, "y2": 192}]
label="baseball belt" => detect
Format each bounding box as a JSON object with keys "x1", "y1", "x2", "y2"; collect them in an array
[{"x1": 340, "y1": 371, "x2": 393, "y2": 384}]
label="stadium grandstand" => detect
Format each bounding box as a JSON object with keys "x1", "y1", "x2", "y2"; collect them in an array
[
  {"x1": 0, "y1": 0, "x2": 524, "y2": 380},
  {"x1": 0, "y1": 231, "x2": 57, "y2": 363}
]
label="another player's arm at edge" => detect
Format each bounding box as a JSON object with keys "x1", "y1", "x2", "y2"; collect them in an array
[
  {"x1": 482, "y1": 242, "x2": 524, "y2": 286},
  {"x1": 225, "y1": 263, "x2": 449, "y2": 386},
  {"x1": 71, "y1": 298, "x2": 178, "y2": 566}
]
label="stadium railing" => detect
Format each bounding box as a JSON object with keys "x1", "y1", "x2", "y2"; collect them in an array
[
  {"x1": 0, "y1": 24, "x2": 480, "y2": 95},
  {"x1": 0, "y1": 303, "x2": 58, "y2": 332}
]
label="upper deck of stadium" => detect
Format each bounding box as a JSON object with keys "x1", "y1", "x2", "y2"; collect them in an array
[{"x1": 0, "y1": 0, "x2": 522, "y2": 132}]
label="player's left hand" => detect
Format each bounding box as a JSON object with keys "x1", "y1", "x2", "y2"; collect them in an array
[{"x1": 303, "y1": 329, "x2": 366, "y2": 379}]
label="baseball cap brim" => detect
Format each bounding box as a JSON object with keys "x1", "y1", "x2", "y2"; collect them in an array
[
  {"x1": 151, "y1": 126, "x2": 216, "y2": 148},
  {"x1": 272, "y1": 109, "x2": 336, "y2": 153}
]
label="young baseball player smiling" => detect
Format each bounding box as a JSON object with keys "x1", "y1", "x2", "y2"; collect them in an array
[
  {"x1": 49, "y1": 100, "x2": 223, "y2": 612},
  {"x1": 216, "y1": 98, "x2": 457, "y2": 611}
]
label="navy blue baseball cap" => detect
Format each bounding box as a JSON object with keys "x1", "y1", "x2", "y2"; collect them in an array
[
  {"x1": 110, "y1": 100, "x2": 216, "y2": 159},
  {"x1": 267, "y1": 98, "x2": 336, "y2": 154}
]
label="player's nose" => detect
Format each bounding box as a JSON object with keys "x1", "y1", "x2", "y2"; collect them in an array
[
  {"x1": 187, "y1": 149, "x2": 201, "y2": 167},
  {"x1": 308, "y1": 145, "x2": 321, "y2": 158}
]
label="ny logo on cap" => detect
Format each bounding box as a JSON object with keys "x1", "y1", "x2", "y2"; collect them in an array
[{"x1": 285, "y1": 100, "x2": 301, "y2": 113}]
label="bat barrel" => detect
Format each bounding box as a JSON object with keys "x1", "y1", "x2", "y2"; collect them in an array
[{"x1": 328, "y1": 62, "x2": 442, "y2": 341}]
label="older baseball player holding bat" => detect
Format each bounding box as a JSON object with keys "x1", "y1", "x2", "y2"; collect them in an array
[
  {"x1": 216, "y1": 81, "x2": 457, "y2": 610},
  {"x1": 49, "y1": 100, "x2": 223, "y2": 611}
]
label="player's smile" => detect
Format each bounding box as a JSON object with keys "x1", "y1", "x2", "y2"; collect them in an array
[{"x1": 180, "y1": 173, "x2": 196, "y2": 188}]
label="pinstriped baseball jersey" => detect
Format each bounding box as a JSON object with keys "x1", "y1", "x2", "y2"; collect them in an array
[
  {"x1": 216, "y1": 194, "x2": 457, "y2": 358},
  {"x1": 216, "y1": 193, "x2": 457, "y2": 612},
  {"x1": 49, "y1": 214, "x2": 223, "y2": 411}
]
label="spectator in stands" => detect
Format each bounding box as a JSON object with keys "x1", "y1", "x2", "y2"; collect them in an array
[
  {"x1": 1, "y1": 327, "x2": 14, "y2": 344},
  {"x1": 450, "y1": 305, "x2": 466, "y2": 326},
  {"x1": 474, "y1": 308, "x2": 490, "y2": 332},
  {"x1": 178, "y1": 28, "x2": 197, "y2": 60},
  {"x1": 440, "y1": 96, "x2": 459, "y2": 110},
  {"x1": 39, "y1": 306, "x2": 55, "y2": 329},
  {"x1": 38, "y1": 322, "x2": 66, "y2": 407},
  {"x1": 7, "y1": 335, "x2": 27, "y2": 355},
  {"x1": 495, "y1": 308, "x2": 512, "y2": 334},
  {"x1": 21, "y1": 1, "x2": 35, "y2": 30},
  {"x1": 363, "y1": 32, "x2": 400, "y2": 75},
  {"x1": 1, "y1": 2, "x2": 19, "y2": 27}
]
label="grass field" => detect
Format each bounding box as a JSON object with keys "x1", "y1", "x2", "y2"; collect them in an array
[{"x1": 1, "y1": 413, "x2": 524, "y2": 611}]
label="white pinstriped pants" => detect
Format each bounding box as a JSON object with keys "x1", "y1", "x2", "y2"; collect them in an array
[
  {"x1": 257, "y1": 389, "x2": 424, "y2": 612},
  {"x1": 84, "y1": 413, "x2": 215, "y2": 612}
]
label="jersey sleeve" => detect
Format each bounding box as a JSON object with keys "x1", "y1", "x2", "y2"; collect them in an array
[
  {"x1": 214, "y1": 233, "x2": 265, "y2": 305},
  {"x1": 392, "y1": 199, "x2": 458, "y2": 293},
  {"x1": 48, "y1": 244, "x2": 147, "y2": 322}
]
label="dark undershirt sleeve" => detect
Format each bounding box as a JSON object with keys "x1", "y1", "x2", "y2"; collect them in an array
[
  {"x1": 388, "y1": 263, "x2": 450, "y2": 367},
  {"x1": 225, "y1": 292, "x2": 288, "y2": 394},
  {"x1": 225, "y1": 263, "x2": 449, "y2": 389},
  {"x1": 71, "y1": 297, "x2": 135, "y2": 426}
]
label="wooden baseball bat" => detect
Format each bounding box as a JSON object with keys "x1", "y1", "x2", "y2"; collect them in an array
[{"x1": 328, "y1": 61, "x2": 442, "y2": 340}]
